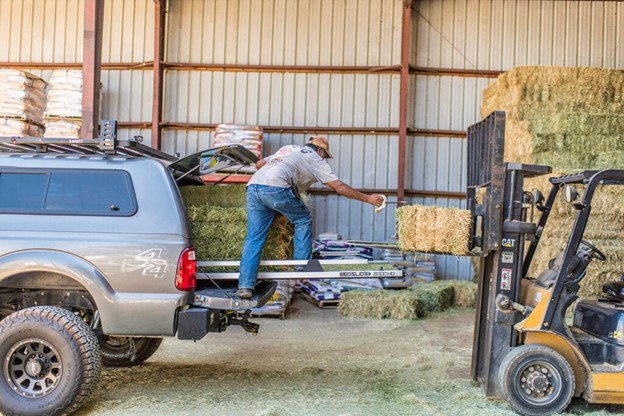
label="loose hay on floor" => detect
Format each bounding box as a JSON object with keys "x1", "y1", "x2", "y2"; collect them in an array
[{"x1": 396, "y1": 205, "x2": 471, "y2": 255}]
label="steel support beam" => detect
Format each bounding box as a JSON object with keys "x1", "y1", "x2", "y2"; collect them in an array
[
  {"x1": 397, "y1": 0, "x2": 413, "y2": 207},
  {"x1": 152, "y1": 0, "x2": 167, "y2": 149},
  {"x1": 81, "y1": 0, "x2": 104, "y2": 139}
]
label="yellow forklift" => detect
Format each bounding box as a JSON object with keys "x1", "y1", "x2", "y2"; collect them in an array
[{"x1": 468, "y1": 111, "x2": 624, "y2": 415}]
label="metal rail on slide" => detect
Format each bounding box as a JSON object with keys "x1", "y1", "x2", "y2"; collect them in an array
[{"x1": 197, "y1": 258, "x2": 405, "y2": 280}]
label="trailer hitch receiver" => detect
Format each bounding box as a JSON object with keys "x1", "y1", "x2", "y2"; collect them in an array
[{"x1": 228, "y1": 310, "x2": 260, "y2": 335}]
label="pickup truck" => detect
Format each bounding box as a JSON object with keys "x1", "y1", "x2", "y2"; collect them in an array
[{"x1": 0, "y1": 126, "x2": 277, "y2": 416}]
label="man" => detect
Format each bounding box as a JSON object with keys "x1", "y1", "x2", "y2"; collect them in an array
[{"x1": 235, "y1": 136, "x2": 385, "y2": 298}]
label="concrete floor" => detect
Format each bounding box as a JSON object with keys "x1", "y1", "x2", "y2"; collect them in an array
[{"x1": 76, "y1": 296, "x2": 624, "y2": 416}]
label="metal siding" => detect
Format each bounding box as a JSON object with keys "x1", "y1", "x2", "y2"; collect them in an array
[
  {"x1": 415, "y1": 0, "x2": 624, "y2": 71},
  {"x1": 164, "y1": 71, "x2": 399, "y2": 130},
  {"x1": 166, "y1": 0, "x2": 401, "y2": 66}
]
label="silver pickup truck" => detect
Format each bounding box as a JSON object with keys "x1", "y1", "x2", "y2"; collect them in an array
[{"x1": 0, "y1": 129, "x2": 277, "y2": 416}]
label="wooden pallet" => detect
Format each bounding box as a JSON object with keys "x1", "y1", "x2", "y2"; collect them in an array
[{"x1": 301, "y1": 292, "x2": 340, "y2": 309}]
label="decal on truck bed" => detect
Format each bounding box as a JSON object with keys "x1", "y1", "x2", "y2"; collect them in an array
[{"x1": 138, "y1": 249, "x2": 168, "y2": 278}]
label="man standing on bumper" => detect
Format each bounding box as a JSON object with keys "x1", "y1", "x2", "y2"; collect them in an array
[{"x1": 235, "y1": 136, "x2": 385, "y2": 298}]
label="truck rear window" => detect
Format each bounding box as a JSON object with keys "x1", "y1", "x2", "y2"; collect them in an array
[{"x1": 0, "y1": 169, "x2": 136, "y2": 216}]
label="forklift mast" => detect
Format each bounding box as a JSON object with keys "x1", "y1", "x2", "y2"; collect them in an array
[{"x1": 467, "y1": 111, "x2": 551, "y2": 398}]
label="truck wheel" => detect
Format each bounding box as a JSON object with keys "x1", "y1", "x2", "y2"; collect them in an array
[
  {"x1": 101, "y1": 336, "x2": 163, "y2": 367},
  {"x1": 499, "y1": 344, "x2": 575, "y2": 416},
  {"x1": 0, "y1": 306, "x2": 101, "y2": 416}
]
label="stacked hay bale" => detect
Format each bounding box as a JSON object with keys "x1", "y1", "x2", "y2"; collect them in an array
[
  {"x1": 181, "y1": 184, "x2": 293, "y2": 262},
  {"x1": 0, "y1": 69, "x2": 47, "y2": 137},
  {"x1": 43, "y1": 69, "x2": 83, "y2": 138},
  {"x1": 338, "y1": 280, "x2": 477, "y2": 320},
  {"x1": 481, "y1": 66, "x2": 624, "y2": 298},
  {"x1": 396, "y1": 205, "x2": 471, "y2": 255}
]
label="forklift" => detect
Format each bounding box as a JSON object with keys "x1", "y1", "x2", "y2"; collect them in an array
[{"x1": 469, "y1": 111, "x2": 624, "y2": 415}]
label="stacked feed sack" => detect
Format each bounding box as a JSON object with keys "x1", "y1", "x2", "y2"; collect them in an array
[
  {"x1": 338, "y1": 280, "x2": 477, "y2": 320},
  {"x1": 396, "y1": 205, "x2": 471, "y2": 256},
  {"x1": 43, "y1": 69, "x2": 83, "y2": 138},
  {"x1": 481, "y1": 66, "x2": 624, "y2": 298},
  {"x1": 0, "y1": 69, "x2": 47, "y2": 136},
  {"x1": 213, "y1": 124, "x2": 263, "y2": 174},
  {"x1": 181, "y1": 184, "x2": 293, "y2": 262}
]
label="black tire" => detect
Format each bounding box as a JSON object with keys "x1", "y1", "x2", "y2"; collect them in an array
[
  {"x1": 499, "y1": 344, "x2": 575, "y2": 416},
  {"x1": 100, "y1": 336, "x2": 163, "y2": 367},
  {"x1": 0, "y1": 306, "x2": 101, "y2": 416}
]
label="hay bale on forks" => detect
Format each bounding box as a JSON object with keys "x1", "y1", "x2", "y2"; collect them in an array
[{"x1": 396, "y1": 205, "x2": 471, "y2": 256}]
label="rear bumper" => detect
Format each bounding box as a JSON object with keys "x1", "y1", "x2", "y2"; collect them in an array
[{"x1": 176, "y1": 281, "x2": 278, "y2": 341}]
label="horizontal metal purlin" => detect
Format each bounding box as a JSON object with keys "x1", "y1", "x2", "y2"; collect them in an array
[
  {"x1": 164, "y1": 62, "x2": 402, "y2": 74},
  {"x1": 118, "y1": 122, "x2": 467, "y2": 138},
  {"x1": 0, "y1": 62, "x2": 499, "y2": 79},
  {"x1": 0, "y1": 62, "x2": 153, "y2": 70}
]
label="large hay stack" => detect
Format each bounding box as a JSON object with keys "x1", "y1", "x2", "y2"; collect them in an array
[
  {"x1": 181, "y1": 184, "x2": 293, "y2": 262},
  {"x1": 482, "y1": 66, "x2": 624, "y2": 298}
]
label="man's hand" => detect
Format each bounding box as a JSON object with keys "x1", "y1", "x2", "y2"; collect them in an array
[{"x1": 368, "y1": 194, "x2": 385, "y2": 207}]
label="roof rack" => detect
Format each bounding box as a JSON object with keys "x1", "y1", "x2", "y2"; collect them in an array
[{"x1": 0, "y1": 120, "x2": 176, "y2": 161}]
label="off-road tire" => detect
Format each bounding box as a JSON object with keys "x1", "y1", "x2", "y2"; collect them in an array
[
  {"x1": 101, "y1": 336, "x2": 163, "y2": 367},
  {"x1": 0, "y1": 306, "x2": 102, "y2": 416},
  {"x1": 499, "y1": 344, "x2": 575, "y2": 416}
]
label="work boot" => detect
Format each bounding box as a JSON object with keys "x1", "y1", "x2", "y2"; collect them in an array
[{"x1": 234, "y1": 288, "x2": 253, "y2": 299}]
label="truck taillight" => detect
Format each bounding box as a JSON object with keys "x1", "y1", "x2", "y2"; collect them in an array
[{"x1": 176, "y1": 247, "x2": 196, "y2": 291}]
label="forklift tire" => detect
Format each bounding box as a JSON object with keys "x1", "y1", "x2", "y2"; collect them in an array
[
  {"x1": 499, "y1": 344, "x2": 575, "y2": 416},
  {"x1": 0, "y1": 306, "x2": 101, "y2": 416},
  {"x1": 100, "y1": 336, "x2": 163, "y2": 367}
]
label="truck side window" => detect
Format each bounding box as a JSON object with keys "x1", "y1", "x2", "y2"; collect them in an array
[
  {"x1": 0, "y1": 172, "x2": 48, "y2": 210},
  {"x1": 0, "y1": 169, "x2": 136, "y2": 216}
]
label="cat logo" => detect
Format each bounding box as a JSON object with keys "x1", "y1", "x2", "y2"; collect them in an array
[{"x1": 502, "y1": 238, "x2": 515, "y2": 248}]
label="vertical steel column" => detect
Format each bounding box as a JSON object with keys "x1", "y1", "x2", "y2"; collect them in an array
[
  {"x1": 81, "y1": 0, "x2": 105, "y2": 139},
  {"x1": 152, "y1": 0, "x2": 167, "y2": 150},
  {"x1": 398, "y1": 0, "x2": 412, "y2": 206}
]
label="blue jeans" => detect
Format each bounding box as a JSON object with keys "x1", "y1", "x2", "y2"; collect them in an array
[{"x1": 238, "y1": 184, "x2": 313, "y2": 290}]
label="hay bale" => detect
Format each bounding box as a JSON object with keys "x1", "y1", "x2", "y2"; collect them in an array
[
  {"x1": 181, "y1": 184, "x2": 247, "y2": 208},
  {"x1": 483, "y1": 66, "x2": 624, "y2": 300},
  {"x1": 410, "y1": 281, "x2": 455, "y2": 312},
  {"x1": 339, "y1": 281, "x2": 464, "y2": 320},
  {"x1": 182, "y1": 184, "x2": 294, "y2": 262},
  {"x1": 338, "y1": 290, "x2": 424, "y2": 320},
  {"x1": 187, "y1": 205, "x2": 293, "y2": 262},
  {"x1": 397, "y1": 205, "x2": 471, "y2": 255},
  {"x1": 449, "y1": 280, "x2": 478, "y2": 308}
]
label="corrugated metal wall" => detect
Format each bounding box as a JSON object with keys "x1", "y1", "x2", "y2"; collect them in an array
[
  {"x1": 5, "y1": 0, "x2": 624, "y2": 278},
  {"x1": 163, "y1": 0, "x2": 405, "y2": 260},
  {"x1": 411, "y1": 0, "x2": 624, "y2": 279}
]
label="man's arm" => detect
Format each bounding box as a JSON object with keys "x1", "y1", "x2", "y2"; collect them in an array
[
  {"x1": 325, "y1": 180, "x2": 384, "y2": 207},
  {"x1": 255, "y1": 159, "x2": 266, "y2": 169}
]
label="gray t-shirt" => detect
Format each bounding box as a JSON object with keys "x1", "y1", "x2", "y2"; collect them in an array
[{"x1": 248, "y1": 145, "x2": 339, "y2": 194}]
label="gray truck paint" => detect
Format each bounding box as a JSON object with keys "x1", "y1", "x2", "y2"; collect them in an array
[{"x1": 0, "y1": 154, "x2": 193, "y2": 336}]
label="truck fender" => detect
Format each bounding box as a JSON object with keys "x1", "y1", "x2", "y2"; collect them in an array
[{"x1": 0, "y1": 249, "x2": 116, "y2": 324}]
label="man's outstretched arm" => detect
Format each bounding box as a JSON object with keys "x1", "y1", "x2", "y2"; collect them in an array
[{"x1": 325, "y1": 180, "x2": 384, "y2": 207}]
